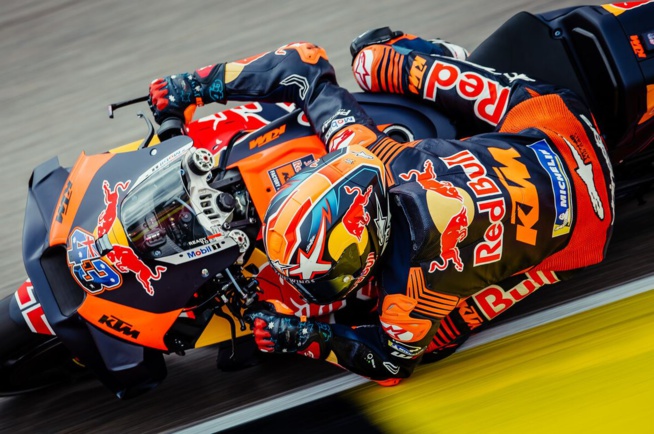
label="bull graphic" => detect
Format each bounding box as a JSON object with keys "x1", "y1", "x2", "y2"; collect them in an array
[
  {"x1": 97, "y1": 180, "x2": 130, "y2": 237},
  {"x1": 342, "y1": 185, "x2": 373, "y2": 241},
  {"x1": 428, "y1": 207, "x2": 468, "y2": 272},
  {"x1": 106, "y1": 245, "x2": 167, "y2": 296},
  {"x1": 400, "y1": 160, "x2": 470, "y2": 273}
]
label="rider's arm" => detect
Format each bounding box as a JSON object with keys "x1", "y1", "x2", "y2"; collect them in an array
[
  {"x1": 245, "y1": 300, "x2": 437, "y2": 381},
  {"x1": 150, "y1": 42, "x2": 382, "y2": 149}
]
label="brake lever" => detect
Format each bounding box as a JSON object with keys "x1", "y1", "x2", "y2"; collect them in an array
[{"x1": 107, "y1": 95, "x2": 149, "y2": 118}]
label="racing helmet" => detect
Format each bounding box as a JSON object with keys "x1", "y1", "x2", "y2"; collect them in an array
[{"x1": 263, "y1": 145, "x2": 390, "y2": 304}]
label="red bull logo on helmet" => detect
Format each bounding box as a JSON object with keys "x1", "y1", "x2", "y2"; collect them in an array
[{"x1": 341, "y1": 185, "x2": 373, "y2": 241}]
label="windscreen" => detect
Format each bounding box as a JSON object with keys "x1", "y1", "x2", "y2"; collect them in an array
[{"x1": 121, "y1": 161, "x2": 209, "y2": 260}]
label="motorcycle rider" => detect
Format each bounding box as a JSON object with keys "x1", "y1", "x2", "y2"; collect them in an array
[{"x1": 148, "y1": 6, "x2": 653, "y2": 382}]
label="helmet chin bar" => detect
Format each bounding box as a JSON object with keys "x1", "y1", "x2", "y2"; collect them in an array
[{"x1": 182, "y1": 147, "x2": 253, "y2": 263}]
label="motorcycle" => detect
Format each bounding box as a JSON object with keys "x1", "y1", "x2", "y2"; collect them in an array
[
  {"x1": 0, "y1": 2, "x2": 651, "y2": 399},
  {"x1": 1, "y1": 91, "x2": 456, "y2": 398}
]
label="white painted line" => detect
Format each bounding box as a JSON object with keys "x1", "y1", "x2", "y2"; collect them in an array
[{"x1": 176, "y1": 274, "x2": 654, "y2": 434}]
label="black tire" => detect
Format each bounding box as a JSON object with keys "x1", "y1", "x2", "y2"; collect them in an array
[{"x1": 0, "y1": 294, "x2": 88, "y2": 395}]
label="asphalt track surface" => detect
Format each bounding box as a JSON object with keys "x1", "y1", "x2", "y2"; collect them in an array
[{"x1": 0, "y1": 0, "x2": 651, "y2": 432}]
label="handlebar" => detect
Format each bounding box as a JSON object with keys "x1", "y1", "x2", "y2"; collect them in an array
[
  {"x1": 107, "y1": 95, "x2": 185, "y2": 142},
  {"x1": 157, "y1": 117, "x2": 185, "y2": 141}
]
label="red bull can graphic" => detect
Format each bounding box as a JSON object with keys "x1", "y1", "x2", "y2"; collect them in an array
[
  {"x1": 342, "y1": 185, "x2": 373, "y2": 241},
  {"x1": 97, "y1": 180, "x2": 130, "y2": 237},
  {"x1": 106, "y1": 245, "x2": 166, "y2": 296},
  {"x1": 400, "y1": 160, "x2": 471, "y2": 272}
]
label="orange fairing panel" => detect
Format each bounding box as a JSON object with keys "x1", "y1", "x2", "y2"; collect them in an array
[
  {"x1": 50, "y1": 152, "x2": 113, "y2": 246},
  {"x1": 231, "y1": 136, "x2": 326, "y2": 219},
  {"x1": 77, "y1": 295, "x2": 181, "y2": 350}
]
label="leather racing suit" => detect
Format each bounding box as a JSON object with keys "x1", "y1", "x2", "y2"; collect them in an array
[{"x1": 156, "y1": 36, "x2": 615, "y2": 381}]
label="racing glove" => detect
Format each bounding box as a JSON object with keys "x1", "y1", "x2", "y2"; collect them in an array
[
  {"x1": 148, "y1": 64, "x2": 226, "y2": 124},
  {"x1": 350, "y1": 27, "x2": 468, "y2": 62},
  {"x1": 243, "y1": 300, "x2": 333, "y2": 360}
]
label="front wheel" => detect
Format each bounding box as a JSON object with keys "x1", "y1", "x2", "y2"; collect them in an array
[{"x1": 0, "y1": 294, "x2": 87, "y2": 395}]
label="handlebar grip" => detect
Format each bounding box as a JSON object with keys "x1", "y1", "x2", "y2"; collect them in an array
[{"x1": 157, "y1": 117, "x2": 185, "y2": 141}]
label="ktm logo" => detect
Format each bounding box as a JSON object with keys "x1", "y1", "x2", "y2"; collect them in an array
[
  {"x1": 98, "y1": 314, "x2": 141, "y2": 339},
  {"x1": 630, "y1": 35, "x2": 647, "y2": 58},
  {"x1": 249, "y1": 125, "x2": 286, "y2": 149},
  {"x1": 55, "y1": 180, "x2": 73, "y2": 223},
  {"x1": 489, "y1": 147, "x2": 539, "y2": 245},
  {"x1": 408, "y1": 55, "x2": 428, "y2": 94}
]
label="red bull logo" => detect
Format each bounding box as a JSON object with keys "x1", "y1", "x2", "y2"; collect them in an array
[
  {"x1": 441, "y1": 150, "x2": 506, "y2": 266},
  {"x1": 342, "y1": 185, "x2": 373, "y2": 241},
  {"x1": 399, "y1": 160, "x2": 462, "y2": 200},
  {"x1": 106, "y1": 245, "x2": 167, "y2": 296},
  {"x1": 97, "y1": 180, "x2": 130, "y2": 237},
  {"x1": 400, "y1": 160, "x2": 470, "y2": 272},
  {"x1": 429, "y1": 207, "x2": 468, "y2": 272},
  {"x1": 472, "y1": 270, "x2": 559, "y2": 320},
  {"x1": 423, "y1": 60, "x2": 510, "y2": 126}
]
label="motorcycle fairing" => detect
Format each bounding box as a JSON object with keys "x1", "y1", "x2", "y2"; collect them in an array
[
  {"x1": 52, "y1": 137, "x2": 239, "y2": 312},
  {"x1": 23, "y1": 156, "x2": 166, "y2": 398}
]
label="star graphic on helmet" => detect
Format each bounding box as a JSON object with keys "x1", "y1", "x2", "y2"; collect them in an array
[
  {"x1": 374, "y1": 194, "x2": 389, "y2": 247},
  {"x1": 270, "y1": 259, "x2": 295, "y2": 277},
  {"x1": 287, "y1": 218, "x2": 332, "y2": 280}
]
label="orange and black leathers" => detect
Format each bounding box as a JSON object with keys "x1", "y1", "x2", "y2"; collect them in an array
[
  {"x1": 167, "y1": 39, "x2": 614, "y2": 381},
  {"x1": 342, "y1": 39, "x2": 613, "y2": 379}
]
